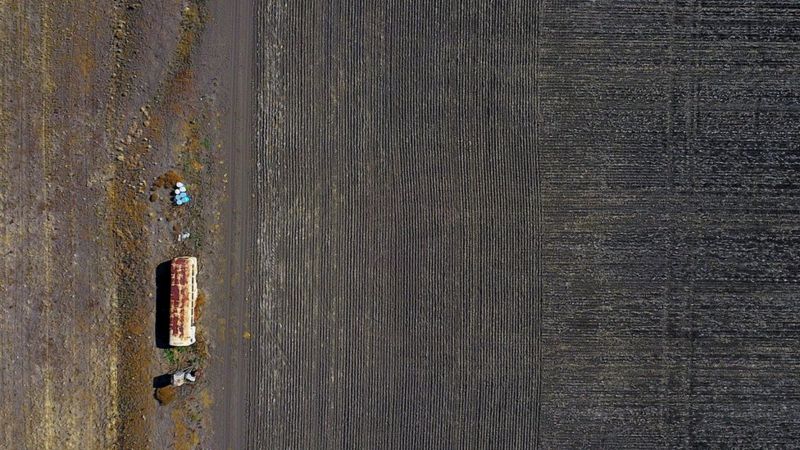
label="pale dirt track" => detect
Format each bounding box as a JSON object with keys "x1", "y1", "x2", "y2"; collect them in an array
[{"x1": 203, "y1": 0, "x2": 255, "y2": 447}]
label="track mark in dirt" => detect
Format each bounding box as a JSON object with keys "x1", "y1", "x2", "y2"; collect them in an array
[{"x1": 1, "y1": 0, "x2": 121, "y2": 447}]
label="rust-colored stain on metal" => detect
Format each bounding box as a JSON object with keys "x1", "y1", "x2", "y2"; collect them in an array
[{"x1": 170, "y1": 256, "x2": 196, "y2": 345}]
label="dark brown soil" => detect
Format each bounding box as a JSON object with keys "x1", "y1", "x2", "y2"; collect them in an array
[
  {"x1": 243, "y1": 1, "x2": 544, "y2": 447},
  {"x1": 234, "y1": 1, "x2": 800, "y2": 449}
]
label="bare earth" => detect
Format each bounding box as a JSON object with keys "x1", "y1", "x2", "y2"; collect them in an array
[
  {"x1": 4, "y1": 1, "x2": 800, "y2": 449},
  {"x1": 1, "y1": 0, "x2": 234, "y2": 448}
]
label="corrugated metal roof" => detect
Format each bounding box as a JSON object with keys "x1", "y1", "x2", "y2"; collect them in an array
[{"x1": 169, "y1": 256, "x2": 197, "y2": 346}]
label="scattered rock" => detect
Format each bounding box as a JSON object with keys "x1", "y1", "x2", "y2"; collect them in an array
[
  {"x1": 149, "y1": 193, "x2": 159, "y2": 202},
  {"x1": 116, "y1": 154, "x2": 125, "y2": 162}
]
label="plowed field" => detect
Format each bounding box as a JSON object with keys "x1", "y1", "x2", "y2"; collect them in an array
[
  {"x1": 237, "y1": 1, "x2": 800, "y2": 448},
  {"x1": 244, "y1": 1, "x2": 545, "y2": 448}
]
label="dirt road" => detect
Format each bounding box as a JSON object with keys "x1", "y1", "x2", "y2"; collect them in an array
[{"x1": 202, "y1": 0, "x2": 255, "y2": 447}]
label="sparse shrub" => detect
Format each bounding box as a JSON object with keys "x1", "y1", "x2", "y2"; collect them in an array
[{"x1": 155, "y1": 386, "x2": 177, "y2": 405}]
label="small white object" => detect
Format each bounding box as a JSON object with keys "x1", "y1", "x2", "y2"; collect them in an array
[
  {"x1": 176, "y1": 182, "x2": 184, "y2": 188},
  {"x1": 174, "y1": 189, "x2": 181, "y2": 195},
  {"x1": 179, "y1": 186, "x2": 186, "y2": 193},
  {"x1": 172, "y1": 370, "x2": 186, "y2": 387}
]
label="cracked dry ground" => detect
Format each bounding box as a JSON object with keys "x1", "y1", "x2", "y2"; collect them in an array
[{"x1": 0, "y1": 1, "x2": 227, "y2": 448}]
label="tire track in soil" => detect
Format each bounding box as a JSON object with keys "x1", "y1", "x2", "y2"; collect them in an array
[
  {"x1": 207, "y1": 0, "x2": 255, "y2": 447},
  {"x1": 1, "y1": 0, "x2": 119, "y2": 447},
  {"x1": 250, "y1": 1, "x2": 544, "y2": 447}
]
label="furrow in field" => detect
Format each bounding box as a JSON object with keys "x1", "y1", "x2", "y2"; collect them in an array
[{"x1": 251, "y1": 1, "x2": 544, "y2": 446}]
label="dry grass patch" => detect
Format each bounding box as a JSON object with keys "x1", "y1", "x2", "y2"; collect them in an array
[{"x1": 156, "y1": 386, "x2": 177, "y2": 405}]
